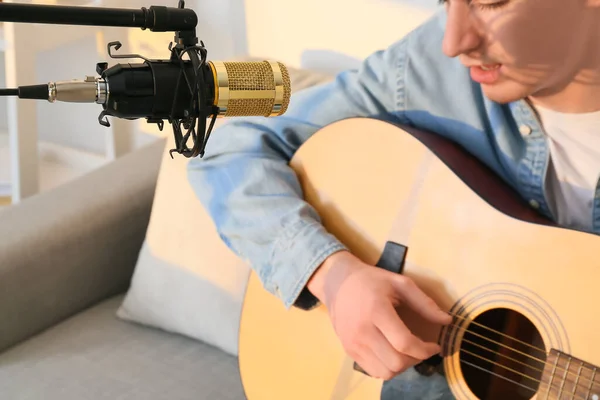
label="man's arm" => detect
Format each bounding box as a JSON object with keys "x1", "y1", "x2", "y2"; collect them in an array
[{"x1": 186, "y1": 38, "x2": 409, "y2": 310}]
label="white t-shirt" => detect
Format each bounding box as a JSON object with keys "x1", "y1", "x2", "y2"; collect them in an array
[{"x1": 534, "y1": 105, "x2": 600, "y2": 231}]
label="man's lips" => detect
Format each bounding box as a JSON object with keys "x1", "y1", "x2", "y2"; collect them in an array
[{"x1": 469, "y1": 63, "x2": 503, "y2": 84}]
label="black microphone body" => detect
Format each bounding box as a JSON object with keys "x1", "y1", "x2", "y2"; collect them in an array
[
  {"x1": 100, "y1": 59, "x2": 212, "y2": 122},
  {"x1": 13, "y1": 52, "x2": 214, "y2": 123}
]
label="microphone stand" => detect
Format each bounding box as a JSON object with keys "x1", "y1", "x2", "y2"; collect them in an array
[
  {"x1": 0, "y1": 1, "x2": 198, "y2": 45},
  {"x1": 0, "y1": 1, "x2": 217, "y2": 158}
]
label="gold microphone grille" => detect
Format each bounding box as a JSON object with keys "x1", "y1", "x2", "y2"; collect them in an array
[{"x1": 209, "y1": 60, "x2": 291, "y2": 117}]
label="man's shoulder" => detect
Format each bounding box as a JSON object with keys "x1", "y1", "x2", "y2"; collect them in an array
[
  {"x1": 404, "y1": 7, "x2": 448, "y2": 44},
  {"x1": 391, "y1": 10, "x2": 488, "y2": 124},
  {"x1": 402, "y1": 10, "x2": 473, "y2": 92},
  {"x1": 379, "y1": 9, "x2": 474, "y2": 103},
  {"x1": 385, "y1": 9, "x2": 452, "y2": 65}
]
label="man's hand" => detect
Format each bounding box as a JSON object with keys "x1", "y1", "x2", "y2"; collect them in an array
[{"x1": 307, "y1": 250, "x2": 452, "y2": 380}]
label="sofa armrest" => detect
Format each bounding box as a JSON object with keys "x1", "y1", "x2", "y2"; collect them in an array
[{"x1": 0, "y1": 138, "x2": 166, "y2": 353}]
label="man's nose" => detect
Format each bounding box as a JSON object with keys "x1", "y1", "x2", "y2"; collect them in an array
[{"x1": 442, "y1": 4, "x2": 483, "y2": 58}]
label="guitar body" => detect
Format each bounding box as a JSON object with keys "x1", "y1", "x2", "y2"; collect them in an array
[{"x1": 237, "y1": 118, "x2": 600, "y2": 399}]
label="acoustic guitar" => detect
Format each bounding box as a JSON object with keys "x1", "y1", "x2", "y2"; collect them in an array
[{"x1": 237, "y1": 117, "x2": 600, "y2": 400}]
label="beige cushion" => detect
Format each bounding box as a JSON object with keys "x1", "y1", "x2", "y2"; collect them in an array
[{"x1": 116, "y1": 126, "x2": 250, "y2": 356}]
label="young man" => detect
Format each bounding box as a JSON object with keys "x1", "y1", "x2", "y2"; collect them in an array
[{"x1": 187, "y1": 0, "x2": 600, "y2": 398}]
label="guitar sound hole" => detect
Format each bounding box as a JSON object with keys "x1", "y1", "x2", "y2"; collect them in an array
[{"x1": 460, "y1": 308, "x2": 546, "y2": 400}]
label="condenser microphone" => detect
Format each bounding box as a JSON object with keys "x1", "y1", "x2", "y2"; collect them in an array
[
  {"x1": 2, "y1": 40, "x2": 292, "y2": 158},
  {"x1": 11, "y1": 59, "x2": 291, "y2": 119}
]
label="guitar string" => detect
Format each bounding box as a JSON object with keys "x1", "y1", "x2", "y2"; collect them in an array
[
  {"x1": 450, "y1": 321, "x2": 546, "y2": 363},
  {"x1": 458, "y1": 358, "x2": 538, "y2": 393},
  {"x1": 457, "y1": 358, "x2": 589, "y2": 400},
  {"x1": 446, "y1": 319, "x2": 598, "y2": 389},
  {"x1": 441, "y1": 319, "x2": 598, "y2": 393},
  {"x1": 460, "y1": 336, "x2": 544, "y2": 373},
  {"x1": 451, "y1": 332, "x2": 580, "y2": 393},
  {"x1": 449, "y1": 312, "x2": 546, "y2": 354},
  {"x1": 445, "y1": 312, "x2": 599, "y2": 388},
  {"x1": 455, "y1": 347, "x2": 590, "y2": 400},
  {"x1": 459, "y1": 346, "x2": 541, "y2": 384}
]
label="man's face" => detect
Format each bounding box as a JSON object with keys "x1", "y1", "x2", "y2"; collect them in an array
[{"x1": 441, "y1": 0, "x2": 600, "y2": 106}]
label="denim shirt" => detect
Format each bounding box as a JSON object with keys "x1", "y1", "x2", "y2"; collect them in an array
[{"x1": 187, "y1": 11, "x2": 598, "y2": 314}]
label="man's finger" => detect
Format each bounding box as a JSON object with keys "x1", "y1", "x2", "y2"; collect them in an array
[
  {"x1": 368, "y1": 326, "x2": 420, "y2": 374},
  {"x1": 353, "y1": 347, "x2": 394, "y2": 380},
  {"x1": 393, "y1": 275, "x2": 452, "y2": 325},
  {"x1": 373, "y1": 301, "x2": 442, "y2": 360}
]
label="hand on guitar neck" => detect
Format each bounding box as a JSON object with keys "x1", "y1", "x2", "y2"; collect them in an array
[{"x1": 306, "y1": 249, "x2": 453, "y2": 381}]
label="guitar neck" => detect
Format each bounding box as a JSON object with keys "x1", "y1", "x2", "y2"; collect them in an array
[{"x1": 539, "y1": 349, "x2": 600, "y2": 400}]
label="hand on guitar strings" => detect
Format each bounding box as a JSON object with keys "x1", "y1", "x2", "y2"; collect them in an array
[{"x1": 306, "y1": 250, "x2": 452, "y2": 380}]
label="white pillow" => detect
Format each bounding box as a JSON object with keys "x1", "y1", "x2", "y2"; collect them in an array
[{"x1": 116, "y1": 63, "x2": 335, "y2": 356}]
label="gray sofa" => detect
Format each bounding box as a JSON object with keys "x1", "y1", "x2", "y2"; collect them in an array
[{"x1": 0, "y1": 138, "x2": 245, "y2": 399}]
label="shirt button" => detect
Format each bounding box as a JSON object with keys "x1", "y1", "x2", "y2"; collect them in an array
[
  {"x1": 519, "y1": 125, "x2": 532, "y2": 136},
  {"x1": 529, "y1": 199, "x2": 540, "y2": 209}
]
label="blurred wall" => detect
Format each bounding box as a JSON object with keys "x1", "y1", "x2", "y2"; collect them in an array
[{"x1": 244, "y1": 0, "x2": 439, "y2": 71}]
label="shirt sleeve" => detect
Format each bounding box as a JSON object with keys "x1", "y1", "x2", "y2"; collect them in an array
[{"x1": 186, "y1": 37, "x2": 409, "y2": 310}]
